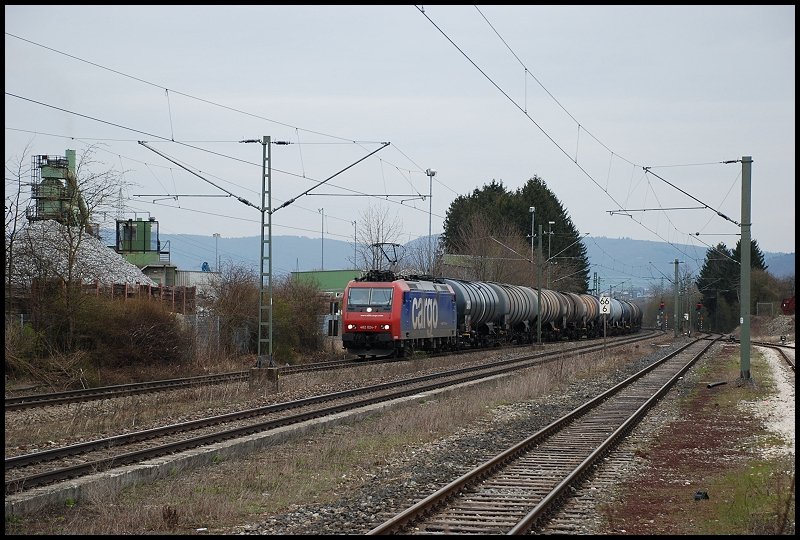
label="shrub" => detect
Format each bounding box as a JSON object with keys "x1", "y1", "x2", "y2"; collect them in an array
[
  {"x1": 74, "y1": 295, "x2": 193, "y2": 370},
  {"x1": 271, "y1": 276, "x2": 327, "y2": 363},
  {"x1": 206, "y1": 265, "x2": 329, "y2": 363}
]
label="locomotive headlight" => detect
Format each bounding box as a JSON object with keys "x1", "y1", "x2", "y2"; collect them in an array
[
  {"x1": 347, "y1": 324, "x2": 356, "y2": 330},
  {"x1": 383, "y1": 324, "x2": 390, "y2": 330}
]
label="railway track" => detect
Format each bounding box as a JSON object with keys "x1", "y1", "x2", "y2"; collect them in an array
[
  {"x1": 5, "y1": 332, "x2": 657, "y2": 501},
  {"x1": 540, "y1": 335, "x2": 796, "y2": 534},
  {"x1": 720, "y1": 337, "x2": 794, "y2": 371},
  {"x1": 5, "y1": 333, "x2": 655, "y2": 411},
  {"x1": 750, "y1": 340, "x2": 795, "y2": 371},
  {"x1": 367, "y1": 336, "x2": 719, "y2": 535},
  {"x1": 3, "y1": 356, "x2": 386, "y2": 411}
]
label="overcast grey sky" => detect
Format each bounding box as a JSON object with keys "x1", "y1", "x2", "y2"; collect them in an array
[{"x1": 5, "y1": 5, "x2": 795, "y2": 259}]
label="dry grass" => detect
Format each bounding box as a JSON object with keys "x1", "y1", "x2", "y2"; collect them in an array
[{"x1": 4, "y1": 381, "x2": 257, "y2": 452}]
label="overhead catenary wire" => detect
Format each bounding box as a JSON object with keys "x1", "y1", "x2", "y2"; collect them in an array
[
  {"x1": 7, "y1": 104, "x2": 446, "y2": 238},
  {"x1": 7, "y1": 17, "x2": 752, "y2": 251},
  {"x1": 7, "y1": 30, "x2": 451, "y2": 233},
  {"x1": 642, "y1": 166, "x2": 740, "y2": 226},
  {"x1": 5, "y1": 28, "x2": 495, "y2": 238},
  {"x1": 7, "y1": 108, "x2": 441, "y2": 238},
  {"x1": 6, "y1": 93, "x2": 263, "y2": 168},
  {"x1": 138, "y1": 141, "x2": 260, "y2": 210},
  {"x1": 415, "y1": 8, "x2": 656, "y2": 240},
  {"x1": 165, "y1": 89, "x2": 175, "y2": 141},
  {"x1": 272, "y1": 142, "x2": 392, "y2": 214},
  {"x1": 471, "y1": 5, "x2": 628, "y2": 164},
  {"x1": 5, "y1": 32, "x2": 384, "y2": 146},
  {"x1": 6, "y1": 124, "x2": 452, "y2": 238},
  {"x1": 418, "y1": 6, "x2": 746, "y2": 261}
]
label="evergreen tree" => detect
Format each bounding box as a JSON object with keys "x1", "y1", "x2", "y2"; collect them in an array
[
  {"x1": 732, "y1": 239, "x2": 768, "y2": 271},
  {"x1": 695, "y1": 238, "x2": 770, "y2": 332},
  {"x1": 439, "y1": 175, "x2": 589, "y2": 292},
  {"x1": 695, "y1": 243, "x2": 738, "y2": 332},
  {"x1": 439, "y1": 180, "x2": 512, "y2": 252}
]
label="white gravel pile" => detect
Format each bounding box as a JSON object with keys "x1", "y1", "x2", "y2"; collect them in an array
[{"x1": 8, "y1": 219, "x2": 157, "y2": 286}]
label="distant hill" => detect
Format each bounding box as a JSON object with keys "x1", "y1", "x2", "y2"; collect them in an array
[
  {"x1": 160, "y1": 233, "x2": 794, "y2": 286},
  {"x1": 161, "y1": 234, "x2": 357, "y2": 276},
  {"x1": 764, "y1": 252, "x2": 795, "y2": 279},
  {"x1": 583, "y1": 236, "x2": 794, "y2": 290}
]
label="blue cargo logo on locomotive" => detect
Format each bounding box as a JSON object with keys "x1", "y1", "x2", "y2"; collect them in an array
[{"x1": 412, "y1": 296, "x2": 439, "y2": 330}]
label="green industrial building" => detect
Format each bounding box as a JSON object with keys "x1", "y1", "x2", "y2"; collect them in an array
[
  {"x1": 290, "y1": 269, "x2": 362, "y2": 296},
  {"x1": 113, "y1": 217, "x2": 177, "y2": 286},
  {"x1": 291, "y1": 269, "x2": 362, "y2": 337}
]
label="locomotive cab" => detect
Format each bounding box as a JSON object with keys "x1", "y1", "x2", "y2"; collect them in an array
[
  {"x1": 341, "y1": 283, "x2": 396, "y2": 358},
  {"x1": 342, "y1": 276, "x2": 458, "y2": 359}
]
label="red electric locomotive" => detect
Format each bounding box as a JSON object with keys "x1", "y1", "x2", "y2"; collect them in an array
[
  {"x1": 781, "y1": 296, "x2": 795, "y2": 315},
  {"x1": 341, "y1": 271, "x2": 458, "y2": 358}
]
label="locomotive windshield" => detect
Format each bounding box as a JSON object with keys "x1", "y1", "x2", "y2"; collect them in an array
[{"x1": 347, "y1": 287, "x2": 393, "y2": 311}]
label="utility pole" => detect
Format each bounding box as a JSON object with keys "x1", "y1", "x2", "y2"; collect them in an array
[
  {"x1": 239, "y1": 135, "x2": 288, "y2": 367},
  {"x1": 319, "y1": 208, "x2": 324, "y2": 270},
  {"x1": 426, "y1": 168, "x2": 436, "y2": 274},
  {"x1": 262, "y1": 137, "x2": 273, "y2": 367},
  {"x1": 547, "y1": 220, "x2": 555, "y2": 288},
  {"x1": 673, "y1": 259, "x2": 680, "y2": 338},
  {"x1": 213, "y1": 232, "x2": 220, "y2": 272},
  {"x1": 537, "y1": 223, "x2": 543, "y2": 345},
  {"x1": 685, "y1": 273, "x2": 691, "y2": 335},
  {"x1": 352, "y1": 221, "x2": 357, "y2": 270},
  {"x1": 529, "y1": 207, "x2": 541, "y2": 345},
  {"x1": 238, "y1": 137, "x2": 385, "y2": 369},
  {"x1": 254, "y1": 136, "x2": 274, "y2": 368},
  {"x1": 529, "y1": 207, "x2": 535, "y2": 271},
  {"x1": 740, "y1": 156, "x2": 752, "y2": 380}
]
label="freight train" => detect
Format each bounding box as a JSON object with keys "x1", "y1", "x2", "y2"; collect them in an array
[{"x1": 341, "y1": 270, "x2": 643, "y2": 358}]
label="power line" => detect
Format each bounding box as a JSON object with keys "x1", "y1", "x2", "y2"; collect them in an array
[
  {"x1": 6, "y1": 31, "x2": 464, "y2": 236},
  {"x1": 472, "y1": 5, "x2": 635, "y2": 168},
  {"x1": 7, "y1": 110, "x2": 443, "y2": 237},
  {"x1": 138, "y1": 141, "x2": 260, "y2": 210},
  {"x1": 6, "y1": 34, "x2": 446, "y2": 223},
  {"x1": 272, "y1": 143, "x2": 391, "y2": 213},
  {"x1": 5, "y1": 32, "x2": 385, "y2": 146},
  {"x1": 643, "y1": 166, "x2": 740, "y2": 226},
  {"x1": 414, "y1": 9, "x2": 635, "y2": 218},
  {"x1": 418, "y1": 6, "x2": 744, "y2": 259}
]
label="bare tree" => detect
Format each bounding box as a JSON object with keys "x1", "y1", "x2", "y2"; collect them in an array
[
  {"x1": 548, "y1": 258, "x2": 585, "y2": 291},
  {"x1": 207, "y1": 262, "x2": 259, "y2": 355},
  {"x1": 5, "y1": 140, "x2": 34, "y2": 317},
  {"x1": 7, "y1": 144, "x2": 130, "y2": 350},
  {"x1": 60, "y1": 146, "x2": 127, "y2": 285},
  {"x1": 401, "y1": 238, "x2": 439, "y2": 277},
  {"x1": 446, "y1": 213, "x2": 533, "y2": 284},
  {"x1": 352, "y1": 204, "x2": 405, "y2": 272}
]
